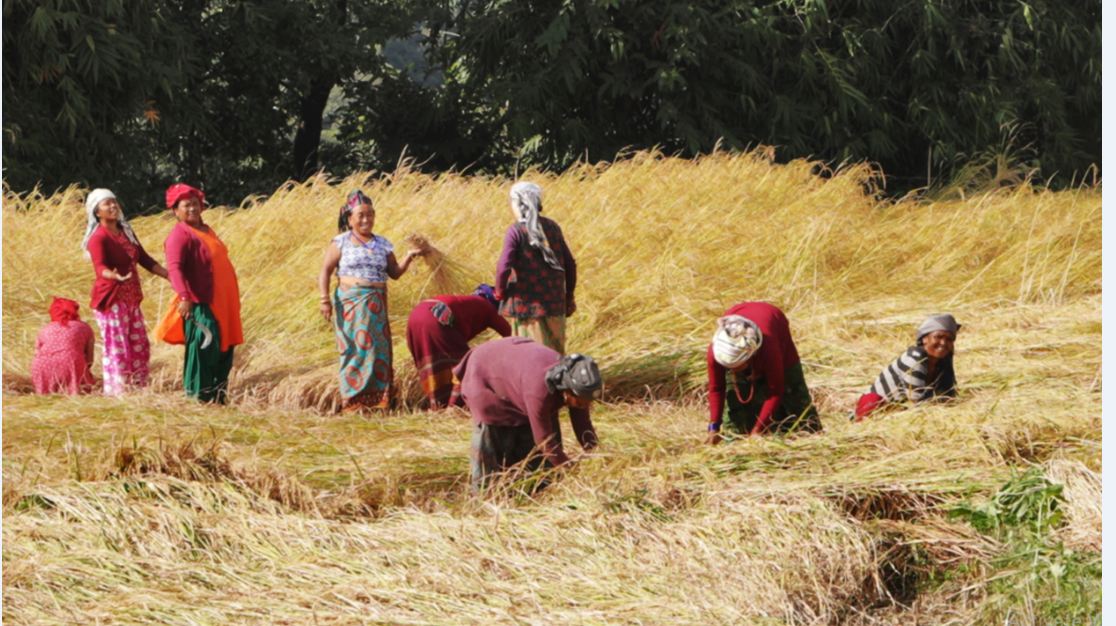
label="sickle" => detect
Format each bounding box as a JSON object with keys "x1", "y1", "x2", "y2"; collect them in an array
[{"x1": 187, "y1": 318, "x2": 214, "y2": 350}]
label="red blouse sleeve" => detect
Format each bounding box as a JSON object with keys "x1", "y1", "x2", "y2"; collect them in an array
[
  {"x1": 753, "y1": 343, "x2": 785, "y2": 434},
  {"x1": 164, "y1": 226, "x2": 195, "y2": 301},
  {"x1": 87, "y1": 229, "x2": 111, "y2": 277},
  {"x1": 489, "y1": 305, "x2": 512, "y2": 337}
]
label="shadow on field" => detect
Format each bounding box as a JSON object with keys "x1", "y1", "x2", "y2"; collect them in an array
[
  {"x1": 825, "y1": 485, "x2": 1001, "y2": 615},
  {"x1": 980, "y1": 416, "x2": 1101, "y2": 466},
  {"x1": 77, "y1": 440, "x2": 470, "y2": 519},
  {"x1": 233, "y1": 349, "x2": 709, "y2": 411},
  {"x1": 598, "y1": 350, "x2": 700, "y2": 400},
  {"x1": 2, "y1": 373, "x2": 33, "y2": 394}
]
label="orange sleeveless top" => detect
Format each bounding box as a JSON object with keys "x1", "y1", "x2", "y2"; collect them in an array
[{"x1": 154, "y1": 225, "x2": 243, "y2": 351}]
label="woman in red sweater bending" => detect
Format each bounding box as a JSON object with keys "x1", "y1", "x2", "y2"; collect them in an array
[
  {"x1": 405, "y1": 284, "x2": 511, "y2": 409},
  {"x1": 81, "y1": 188, "x2": 169, "y2": 395},
  {"x1": 31, "y1": 297, "x2": 96, "y2": 395},
  {"x1": 705, "y1": 301, "x2": 821, "y2": 444}
]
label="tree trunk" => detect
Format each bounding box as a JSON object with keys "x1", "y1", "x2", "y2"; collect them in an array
[
  {"x1": 292, "y1": 0, "x2": 347, "y2": 181},
  {"x1": 292, "y1": 74, "x2": 336, "y2": 181}
]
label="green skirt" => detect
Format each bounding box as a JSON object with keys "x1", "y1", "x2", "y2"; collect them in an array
[
  {"x1": 183, "y1": 303, "x2": 234, "y2": 404},
  {"x1": 724, "y1": 362, "x2": 821, "y2": 435}
]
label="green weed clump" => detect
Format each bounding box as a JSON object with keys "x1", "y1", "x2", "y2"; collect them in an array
[{"x1": 949, "y1": 467, "x2": 1102, "y2": 624}]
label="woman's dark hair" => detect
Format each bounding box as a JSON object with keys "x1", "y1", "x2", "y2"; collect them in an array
[{"x1": 339, "y1": 190, "x2": 373, "y2": 233}]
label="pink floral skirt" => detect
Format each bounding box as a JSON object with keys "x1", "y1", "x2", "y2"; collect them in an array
[{"x1": 93, "y1": 302, "x2": 151, "y2": 395}]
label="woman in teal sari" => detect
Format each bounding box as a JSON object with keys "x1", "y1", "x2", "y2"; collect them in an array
[{"x1": 318, "y1": 191, "x2": 424, "y2": 412}]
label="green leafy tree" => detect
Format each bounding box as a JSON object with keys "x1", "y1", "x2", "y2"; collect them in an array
[
  {"x1": 154, "y1": 0, "x2": 420, "y2": 203},
  {"x1": 3, "y1": 0, "x2": 195, "y2": 200},
  {"x1": 4, "y1": 0, "x2": 421, "y2": 206},
  {"x1": 3, "y1": 0, "x2": 1100, "y2": 201},
  {"x1": 421, "y1": 0, "x2": 1100, "y2": 186}
]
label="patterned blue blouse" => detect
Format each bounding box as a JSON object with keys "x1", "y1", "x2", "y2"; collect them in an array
[{"x1": 333, "y1": 232, "x2": 394, "y2": 283}]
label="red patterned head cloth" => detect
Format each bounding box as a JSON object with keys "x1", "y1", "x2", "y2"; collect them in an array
[
  {"x1": 49, "y1": 297, "x2": 80, "y2": 326},
  {"x1": 338, "y1": 189, "x2": 373, "y2": 232},
  {"x1": 165, "y1": 183, "x2": 206, "y2": 210}
]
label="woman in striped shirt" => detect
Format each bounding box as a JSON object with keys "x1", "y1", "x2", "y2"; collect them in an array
[{"x1": 853, "y1": 314, "x2": 960, "y2": 420}]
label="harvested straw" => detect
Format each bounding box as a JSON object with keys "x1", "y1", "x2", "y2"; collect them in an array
[
  {"x1": 404, "y1": 232, "x2": 479, "y2": 296},
  {"x1": 1044, "y1": 458, "x2": 1101, "y2": 552},
  {"x1": 1, "y1": 150, "x2": 1100, "y2": 623},
  {"x1": 3, "y1": 150, "x2": 1099, "y2": 410}
]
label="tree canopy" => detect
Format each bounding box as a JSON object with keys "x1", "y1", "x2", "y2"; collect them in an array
[{"x1": 2, "y1": 0, "x2": 1100, "y2": 207}]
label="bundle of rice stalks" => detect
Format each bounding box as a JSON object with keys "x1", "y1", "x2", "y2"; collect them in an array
[
  {"x1": 403, "y1": 232, "x2": 481, "y2": 297},
  {"x1": 1044, "y1": 459, "x2": 1101, "y2": 552},
  {"x1": 109, "y1": 440, "x2": 320, "y2": 513}
]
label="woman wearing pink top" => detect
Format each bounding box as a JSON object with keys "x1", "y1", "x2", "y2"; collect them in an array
[{"x1": 31, "y1": 297, "x2": 96, "y2": 395}]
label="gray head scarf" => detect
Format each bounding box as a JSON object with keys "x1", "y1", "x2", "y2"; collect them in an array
[
  {"x1": 916, "y1": 314, "x2": 961, "y2": 341},
  {"x1": 545, "y1": 353, "x2": 603, "y2": 397},
  {"x1": 509, "y1": 181, "x2": 564, "y2": 271},
  {"x1": 81, "y1": 189, "x2": 140, "y2": 258}
]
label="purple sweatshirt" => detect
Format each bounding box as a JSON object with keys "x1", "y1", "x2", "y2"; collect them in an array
[
  {"x1": 453, "y1": 337, "x2": 597, "y2": 465},
  {"x1": 494, "y1": 217, "x2": 577, "y2": 319}
]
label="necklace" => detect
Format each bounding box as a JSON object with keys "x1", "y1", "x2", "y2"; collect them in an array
[
  {"x1": 731, "y1": 365, "x2": 758, "y2": 405},
  {"x1": 351, "y1": 231, "x2": 376, "y2": 248}
]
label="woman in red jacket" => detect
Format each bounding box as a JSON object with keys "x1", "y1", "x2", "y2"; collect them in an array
[{"x1": 81, "y1": 188, "x2": 168, "y2": 395}]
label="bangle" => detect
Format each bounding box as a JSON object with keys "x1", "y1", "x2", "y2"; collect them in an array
[{"x1": 707, "y1": 422, "x2": 722, "y2": 433}]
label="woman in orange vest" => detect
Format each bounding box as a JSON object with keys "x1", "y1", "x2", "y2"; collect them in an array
[{"x1": 154, "y1": 184, "x2": 243, "y2": 403}]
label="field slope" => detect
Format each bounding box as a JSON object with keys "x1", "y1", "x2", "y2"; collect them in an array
[{"x1": 3, "y1": 151, "x2": 1101, "y2": 624}]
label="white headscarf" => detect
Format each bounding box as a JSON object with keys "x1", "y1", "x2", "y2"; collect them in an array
[
  {"x1": 711, "y1": 315, "x2": 763, "y2": 368},
  {"x1": 81, "y1": 189, "x2": 140, "y2": 258},
  {"x1": 509, "y1": 181, "x2": 563, "y2": 271}
]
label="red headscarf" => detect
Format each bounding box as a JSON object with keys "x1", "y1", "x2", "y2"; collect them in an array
[
  {"x1": 49, "y1": 297, "x2": 80, "y2": 326},
  {"x1": 165, "y1": 183, "x2": 206, "y2": 210}
]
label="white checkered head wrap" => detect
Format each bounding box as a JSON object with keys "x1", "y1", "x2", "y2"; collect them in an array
[{"x1": 711, "y1": 314, "x2": 763, "y2": 368}]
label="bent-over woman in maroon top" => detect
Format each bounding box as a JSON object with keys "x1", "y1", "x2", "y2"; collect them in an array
[
  {"x1": 706, "y1": 301, "x2": 821, "y2": 442},
  {"x1": 453, "y1": 337, "x2": 601, "y2": 490},
  {"x1": 405, "y1": 285, "x2": 511, "y2": 409}
]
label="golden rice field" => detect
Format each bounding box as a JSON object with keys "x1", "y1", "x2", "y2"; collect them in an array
[{"x1": 2, "y1": 150, "x2": 1101, "y2": 624}]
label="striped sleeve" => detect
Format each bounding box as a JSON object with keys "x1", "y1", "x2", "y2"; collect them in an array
[{"x1": 870, "y1": 346, "x2": 929, "y2": 402}]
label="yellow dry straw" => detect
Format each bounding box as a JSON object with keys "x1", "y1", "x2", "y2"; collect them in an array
[
  {"x1": 1, "y1": 386, "x2": 1099, "y2": 623},
  {"x1": 2, "y1": 149, "x2": 1100, "y2": 409}
]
